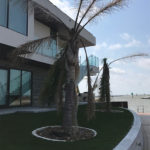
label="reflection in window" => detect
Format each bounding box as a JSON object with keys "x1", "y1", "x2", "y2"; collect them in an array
[
  {"x1": 0, "y1": 0, "x2": 8, "y2": 27},
  {"x1": 9, "y1": 69, "x2": 21, "y2": 106},
  {"x1": 9, "y1": 69, "x2": 31, "y2": 106},
  {"x1": 0, "y1": 69, "x2": 8, "y2": 105},
  {"x1": 9, "y1": 0, "x2": 28, "y2": 35},
  {"x1": 21, "y1": 71, "x2": 31, "y2": 106}
]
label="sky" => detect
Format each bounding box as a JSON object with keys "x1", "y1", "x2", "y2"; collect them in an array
[{"x1": 50, "y1": 0, "x2": 150, "y2": 95}]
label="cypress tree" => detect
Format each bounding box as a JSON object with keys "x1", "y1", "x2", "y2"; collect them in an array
[{"x1": 99, "y1": 58, "x2": 111, "y2": 111}]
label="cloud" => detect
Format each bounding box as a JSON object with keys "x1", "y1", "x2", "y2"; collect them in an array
[
  {"x1": 148, "y1": 39, "x2": 150, "y2": 45},
  {"x1": 124, "y1": 39, "x2": 141, "y2": 48},
  {"x1": 136, "y1": 58, "x2": 150, "y2": 70},
  {"x1": 49, "y1": 0, "x2": 75, "y2": 19},
  {"x1": 110, "y1": 72, "x2": 150, "y2": 95},
  {"x1": 120, "y1": 33, "x2": 131, "y2": 41},
  {"x1": 110, "y1": 68, "x2": 126, "y2": 74},
  {"x1": 120, "y1": 33, "x2": 141, "y2": 48},
  {"x1": 93, "y1": 42, "x2": 107, "y2": 51},
  {"x1": 108, "y1": 44, "x2": 122, "y2": 50}
]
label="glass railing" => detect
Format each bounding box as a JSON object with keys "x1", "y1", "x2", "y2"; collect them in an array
[
  {"x1": 78, "y1": 55, "x2": 99, "y2": 83},
  {"x1": 81, "y1": 55, "x2": 99, "y2": 67},
  {"x1": 36, "y1": 39, "x2": 59, "y2": 58},
  {"x1": 88, "y1": 55, "x2": 99, "y2": 67},
  {"x1": 36, "y1": 37, "x2": 67, "y2": 58}
]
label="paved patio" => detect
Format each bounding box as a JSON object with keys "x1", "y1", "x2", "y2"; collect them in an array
[{"x1": 139, "y1": 114, "x2": 150, "y2": 150}]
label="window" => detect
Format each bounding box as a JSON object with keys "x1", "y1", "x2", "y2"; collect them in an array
[
  {"x1": 0, "y1": 0, "x2": 28, "y2": 35},
  {"x1": 21, "y1": 71, "x2": 31, "y2": 106},
  {"x1": 9, "y1": 69, "x2": 21, "y2": 106},
  {"x1": 9, "y1": 69, "x2": 31, "y2": 106},
  {"x1": 0, "y1": 0, "x2": 8, "y2": 27},
  {"x1": 9, "y1": 0, "x2": 28, "y2": 35},
  {"x1": 0, "y1": 69, "x2": 8, "y2": 105},
  {"x1": 0, "y1": 68, "x2": 32, "y2": 107}
]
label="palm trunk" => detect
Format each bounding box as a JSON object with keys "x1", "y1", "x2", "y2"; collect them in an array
[
  {"x1": 62, "y1": 40, "x2": 79, "y2": 135},
  {"x1": 63, "y1": 75, "x2": 75, "y2": 134}
]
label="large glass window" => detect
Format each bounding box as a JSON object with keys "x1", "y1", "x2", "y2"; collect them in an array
[
  {"x1": 0, "y1": 69, "x2": 8, "y2": 105},
  {"x1": 0, "y1": 0, "x2": 28, "y2": 35},
  {"x1": 21, "y1": 71, "x2": 31, "y2": 106},
  {"x1": 9, "y1": 69, "x2": 21, "y2": 106},
  {"x1": 0, "y1": 0, "x2": 8, "y2": 27},
  {"x1": 9, "y1": 0, "x2": 28, "y2": 35},
  {"x1": 0, "y1": 69, "x2": 32, "y2": 107}
]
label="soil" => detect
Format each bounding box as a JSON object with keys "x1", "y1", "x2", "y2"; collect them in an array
[{"x1": 36, "y1": 126, "x2": 96, "y2": 142}]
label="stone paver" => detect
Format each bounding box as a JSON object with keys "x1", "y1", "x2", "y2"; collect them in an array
[{"x1": 139, "y1": 114, "x2": 150, "y2": 150}]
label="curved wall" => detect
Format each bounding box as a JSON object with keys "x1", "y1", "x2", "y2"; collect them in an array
[{"x1": 113, "y1": 110, "x2": 143, "y2": 150}]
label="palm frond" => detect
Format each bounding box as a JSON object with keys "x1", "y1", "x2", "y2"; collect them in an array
[
  {"x1": 109, "y1": 53, "x2": 149, "y2": 65},
  {"x1": 92, "y1": 66, "x2": 103, "y2": 91},
  {"x1": 76, "y1": 0, "x2": 125, "y2": 37},
  {"x1": 75, "y1": 0, "x2": 96, "y2": 32},
  {"x1": 81, "y1": 40, "x2": 95, "y2": 120},
  {"x1": 39, "y1": 54, "x2": 66, "y2": 112},
  {"x1": 74, "y1": 0, "x2": 84, "y2": 31}
]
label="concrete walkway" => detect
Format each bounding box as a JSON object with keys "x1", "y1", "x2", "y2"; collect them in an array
[
  {"x1": 0, "y1": 102, "x2": 87, "y2": 115},
  {"x1": 139, "y1": 114, "x2": 150, "y2": 150},
  {"x1": 0, "y1": 107, "x2": 56, "y2": 115}
]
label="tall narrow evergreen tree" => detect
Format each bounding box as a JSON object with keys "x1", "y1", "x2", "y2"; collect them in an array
[{"x1": 99, "y1": 58, "x2": 111, "y2": 111}]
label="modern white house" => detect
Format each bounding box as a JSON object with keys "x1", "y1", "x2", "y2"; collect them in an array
[{"x1": 0, "y1": 0, "x2": 98, "y2": 108}]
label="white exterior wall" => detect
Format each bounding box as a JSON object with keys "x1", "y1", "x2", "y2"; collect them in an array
[
  {"x1": 32, "y1": 0, "x2": 96, "y2": 46},
  {"x1": 113, "y1": 110, "x2": 143, "y2": 150},
  {"x1": 0, "y1": 0, "x2": 95, "y2": 65},
  {"x1": 0, "y1": 1, "x2": 34, "y2": 48},
  {"x1": 0, "y1": 0, "x2": 95, "y2": 48},
  {"x1": 34, "y1": 20, "x2": 50, "y2": 39}
]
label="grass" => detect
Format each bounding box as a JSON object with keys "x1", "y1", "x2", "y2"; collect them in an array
[{"x1": 0, "y1": 106, "x2": 133, "y2": 150}]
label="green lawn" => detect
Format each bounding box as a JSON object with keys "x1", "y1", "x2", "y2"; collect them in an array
[{"x1": 0, "y1": 106, "x2": 133, "y2": 150}]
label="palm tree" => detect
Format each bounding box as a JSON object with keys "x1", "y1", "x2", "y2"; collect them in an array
[{"x1": 12, "y1": 0, "x2": 126, "y2": 136}]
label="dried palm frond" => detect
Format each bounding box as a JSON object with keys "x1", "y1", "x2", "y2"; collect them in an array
[
  {"x1": 75, "y1": 0, "x2": 97, "y2": 32},
  {"x1": 81, "y1": 40, "x2": 95, "y2": 120},
  {"x1": 39, "y1": 53, "x2": 66, "y2": 112},
  {"x1": 109, "y1": 53, "x2": 148, "y2": 65},
  {"x1": 75, "y1": 0, "x2": 126, "y2": 38}
]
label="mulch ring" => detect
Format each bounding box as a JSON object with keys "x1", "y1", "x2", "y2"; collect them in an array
[{"x1": 36, "y1": 126, "x2": 97, "y2": 142}]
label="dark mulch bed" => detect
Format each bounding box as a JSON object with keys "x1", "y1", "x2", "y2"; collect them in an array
[{"x1": 36, "y1": 126, "x2": 96, "y2": 142}]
